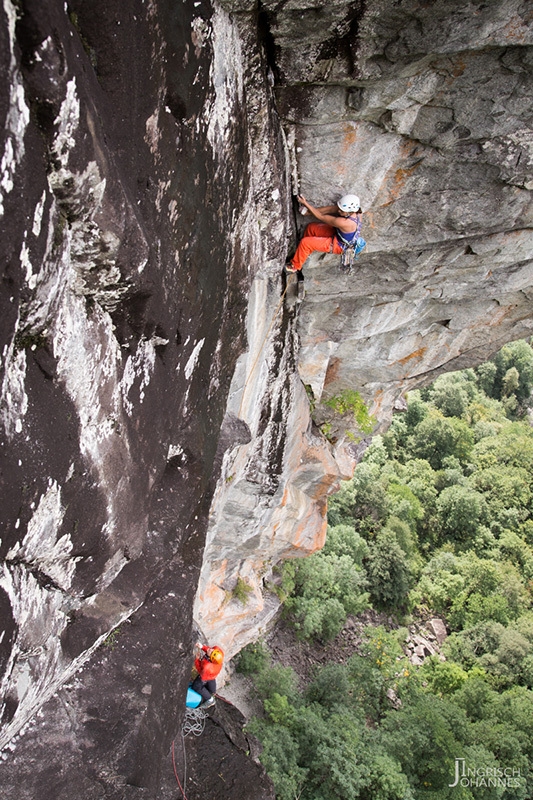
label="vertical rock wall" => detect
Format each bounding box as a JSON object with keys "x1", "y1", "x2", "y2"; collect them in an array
[
  {"x1": 286, "y1": 0, "x2": 533, "y2": 416},
  {"x1": 0, "y1": 0, "x2": 284, "y2": 796},
  {"x1": 195, "y1": 0, "x2": 533, "y2": 663},
  {"x1": 1, "y1": 0, "x2": 533, "y2": 796}
]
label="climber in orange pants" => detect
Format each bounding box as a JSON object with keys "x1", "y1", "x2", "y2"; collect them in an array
[
  {"x1": 286, "y1": 194, "x2": 362, "y2": 272},
  {"x1": 288, "y1": 222, "x2": 344, "y2": 271}
]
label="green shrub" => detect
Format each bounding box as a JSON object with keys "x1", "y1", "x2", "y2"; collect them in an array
[
  {"x1": 435, "y1": 484, "x2": 485, "y2": 544},
  {"x1": 364, "y1": 531, "x2": 412, "y2": 610},
  {"x1": 246, "y1": 721, "x2": 308, "y2": 800},
  {"x1": 323, "y1": 524, "x2": 368, "y2": 565},
  {"x1": 411, "y1": 413, "x2": 474, "y2": 469},
  {"x1": 305, "y1": 663, "x2": 352, "y2": 711},
  {"x1": 235, "y1": 640, "x2": 270, "y2": 675},
  {"x1": 284, "y1": 552, "x2": 369, "y2": 641},
  {"x1": 232, "y1": 576, "x2": 253, "y2": 604},
  {"x1": 324, "y1": 389, "x2": 376, "y2": 434},
  {"x1": 253, "y1": 664, "x2": 299, "y2": 702}
]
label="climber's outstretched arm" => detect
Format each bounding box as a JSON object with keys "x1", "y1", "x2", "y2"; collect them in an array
[{"x1": 298, "y1": 195, "x2": 356, "y2": 232}]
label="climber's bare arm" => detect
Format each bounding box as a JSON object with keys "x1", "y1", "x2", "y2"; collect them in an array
[{"x1": 298, "y1": 195, "x2": 356, "y2": 232}]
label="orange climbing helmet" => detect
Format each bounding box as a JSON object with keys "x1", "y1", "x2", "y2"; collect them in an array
[{"x1": 209, "y1": 647, "x2": 224, "y2": 665}]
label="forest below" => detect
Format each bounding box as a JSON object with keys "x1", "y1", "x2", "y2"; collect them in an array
[{"x1": 236, "y1": 340, "x2": 533, "y2": 800}]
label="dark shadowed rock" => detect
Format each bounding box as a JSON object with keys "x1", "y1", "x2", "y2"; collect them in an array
[
  {"x1": 1, "y1": 0, "x2": 532, "y2": 797},
  {"x1": 0, "y1": 0, "x2": 285, "y2": 795}
]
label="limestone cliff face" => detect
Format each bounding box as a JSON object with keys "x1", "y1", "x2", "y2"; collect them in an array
[
  {"x1": 0, "y1": 0, "x2": 532, "y2": 797},
  {"x1": 195, "y1": 0, "x2": 533, "y2": 661}
]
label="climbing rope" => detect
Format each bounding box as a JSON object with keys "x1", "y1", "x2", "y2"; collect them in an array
[
  {"x1": 237, "y1": 282, "x2": 289, "y2": 419},
  {"x1": 171, "y1": 738, "x2": 189, "y2": 800},
  {"x1": 182, "y1": 705, "x2": 208, "y2": 737},
  {"x1": 172, "y1": 695, "x2": 212, "y2": 800},
  {"x1": 172, "y1": 707, "x2": 207, "y2": 800},
  {"x1": 172, "y1": 696, "x2": 236, "y2": 798},
  {"x1": 214, "y1": 693, "x2": 234, "y2": 706}
]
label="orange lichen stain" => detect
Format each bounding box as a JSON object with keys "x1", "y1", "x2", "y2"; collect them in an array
[
  {"x1": 441, "y1": 54, "x2": 468, "y2": 87},
  {"x1": 308, "y1": 474, "x2": 342, "y2": 503},
  {"x1": 199, "y1": 560, "x2": 228, "y2": 605},
  {"x1": 500, "y1": 15, "x2": 531, "y2": 45},
  {"x1": 388, "y1": 164, "x2": 419, "y2": 203},
  {"x1": 372, "y1": 388, "x2": 384, "y2": 416},
  {"x1": 490, "y1": 305, "x2": 519, "y2": 325},
  {"x1": 292, "y1": 516, "x2": 327, "y2": 553},
  {"x1": 364, "y1": 210, "x2": 376, "y2": 230},
  {"x1": 324, "y1": 357, "x2": 341, "y2": 387},
  {"x1": 204, "y1": 582, "x2": 228, "y2": 608},
  {"x1": 341, "y1": 123, "x2": 358, "y2": 155},
  {"x1": 378, "y1": 142, "x2": 422, "y2": 206},
  {"x1": 451, "y1": 55, "x2": 467, "y2": 79},
  {"x1": 393, "y1": 346, "x2": 427, "y2": 367}
]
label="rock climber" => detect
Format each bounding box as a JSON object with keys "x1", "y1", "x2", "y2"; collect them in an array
[
  {"x1": 285, "y1": 194, "x2": 362, "y2": 273},
  {"x1": 191, "y1": 642, "x2": 224, "y2": 708}
]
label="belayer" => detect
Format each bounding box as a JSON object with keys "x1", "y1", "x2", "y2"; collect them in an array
[
  {"x1": 190, "y1": 642, "x2": 224, "y2": 708},
  {"x1": 285, "y1": 194, "x2": 363, "y2": 273}
]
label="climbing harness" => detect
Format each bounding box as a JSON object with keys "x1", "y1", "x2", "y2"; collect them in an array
[
  {"x1": 337, "y1": 214, "x2": 366, "y2": 273},
  {"x1": 339, "y1": 236, "x2": 366, "y2": 273}
]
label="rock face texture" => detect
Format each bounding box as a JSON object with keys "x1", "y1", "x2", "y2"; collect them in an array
[
  {"x1": 196, "y1": 0, "x2": 533, "y2": 663},
  {"x1": 0, "y1": 0, "x2": 532, "y2": 797},
  {"x1": 0, "y1": 0, "x2": 283, "y2": 796},
  {"x1": 289, "y1": 0, "x2": 533, "y2": 418}
]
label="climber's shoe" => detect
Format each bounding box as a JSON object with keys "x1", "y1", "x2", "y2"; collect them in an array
[{"x1": 201, "y1": 696, "x2": 216, "y2": 709}]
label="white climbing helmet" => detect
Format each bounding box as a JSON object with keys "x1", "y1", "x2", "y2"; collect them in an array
[{"x1": 337, "y1": 194, "x2": 361, "y2": 212}]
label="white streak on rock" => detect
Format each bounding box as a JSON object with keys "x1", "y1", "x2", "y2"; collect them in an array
[
  {"x1": 205, "y1": 9, "x2": 243, "y2": 153},
  {"x1": 52, "y1": 293, "x2": 136, "y2": 553},
  {"x1": 145, "y1": 110, "x2": 161, "y2": 156},
  {"x1": 0, "y1": 338, "x2": 28, "y2": 440},
  {"x1": 0, "y1": 556, "x2": 141, "y2": 749},
  {"x1": 191, "y1": 16, "x2": 209, "y2": 57},
  {"x1": 51, "y1": 78, "x2": 80, "y2": 169},
  {"x1": 20, "y1": 239, "x2": 37, "y2": 290},
  {"x1": 120, "y1": 338, "x2": 157, "y2": 416},
  {"x1": 5, "y1": 482, "x2": 75, "y2": 591},
  {"x1": 184, "y1": 338, "x2": 205, "y2": 380},
  {"x1": 0, "y1": 566, "x2": 68, "y2": 748},
  {"x1": 53, "y1": 293, "x2": 124, "y2": 458},
  {"x1": 0, "y1": 0, "x2": 30, "y2": 218},
  {"x1": 32, "y1": 190, "x2": 47, "y2": 238},
  {"x1": 167, "y1": 444, "x2": 184, "y2": 460}
]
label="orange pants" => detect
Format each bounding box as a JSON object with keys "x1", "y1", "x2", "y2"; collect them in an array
[{"x1": 289, "y1": 223, "x2": 343, "y2": 271}]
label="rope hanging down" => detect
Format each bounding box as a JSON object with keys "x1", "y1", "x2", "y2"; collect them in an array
[
  {"x1": 171, "y1": 695, "x2": 237, "y2": 797},
  {"x1": 172, "y1": 706, "x2": 209, "y2": 800},
  {"x1": 172, "y1": 738, "x2": 189, "y2": 800}
]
